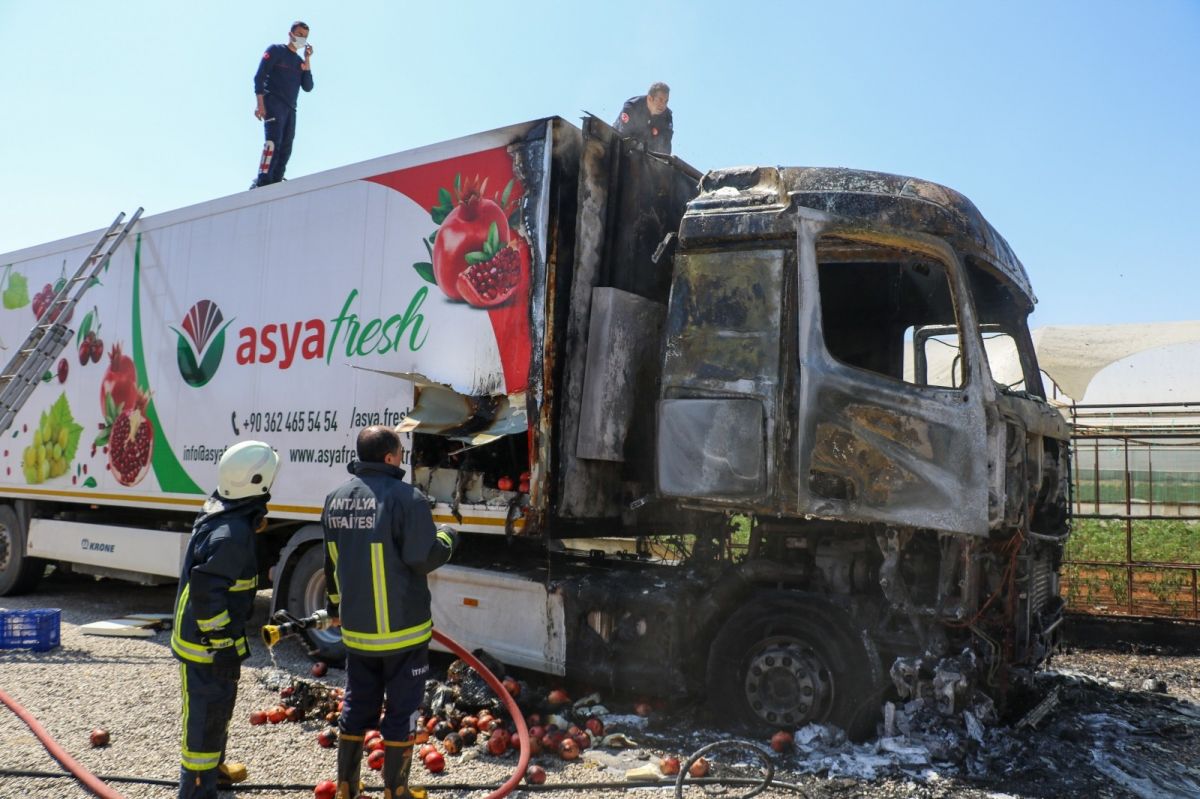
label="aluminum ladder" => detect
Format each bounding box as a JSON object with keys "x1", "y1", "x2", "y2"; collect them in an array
[{"x1": 0, "y1": 208, "x2": 143, "y2": 434}]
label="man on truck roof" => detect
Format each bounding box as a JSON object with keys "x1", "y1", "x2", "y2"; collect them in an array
[
  {"x1": 172, "y1": 440, "x2": 280, "y2": 799},
  {"x1": 614, "y1": 81, "x2": 673, "y2": 154},
  {"x1": 322, "y1": 425, "x2": 457, "y2": 799},
  {"x1": 251, "y1": 21, "x2": 314, "y2": 189}
]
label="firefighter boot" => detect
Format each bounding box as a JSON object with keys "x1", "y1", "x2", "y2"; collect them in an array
[
  {"x1": 335, "y1": 734, "x2": 365, "y2": 799},
  {"x1": 216, "y1": 761, "x2": 248, "y2": 787},
  {"x1": 383, "y1": 738, "x2": 425, "y2": 799},
  {"x1": 178, "y1": 766, "x2": 218, "y2": 799}
]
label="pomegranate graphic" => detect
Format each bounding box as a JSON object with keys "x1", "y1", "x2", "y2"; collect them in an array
[{"x1": 107, "y1": 404, "x2": 153, "y2": 486}]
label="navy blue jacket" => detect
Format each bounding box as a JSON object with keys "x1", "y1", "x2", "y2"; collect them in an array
[
  {"x1": 171, "y1": 495, "x2": 267, "y2": 665},
  {"x1": 614, "y1": 95, "x2": 673, "y2": 154},
  {"x1": 254, "y1": 44, "x2": 314, "y2": 110},
  {"x1": 322, "y1": 461, "x2": 456, "y2": 656}
]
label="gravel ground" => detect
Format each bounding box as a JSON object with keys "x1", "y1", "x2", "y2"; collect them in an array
[{"x1": 2, "y1": 569, "x2": 1200, "y2": 799}]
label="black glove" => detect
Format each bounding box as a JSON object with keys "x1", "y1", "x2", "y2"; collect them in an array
[{"x1": 436, "y1": 524, "x2": 458, "y2": 550}]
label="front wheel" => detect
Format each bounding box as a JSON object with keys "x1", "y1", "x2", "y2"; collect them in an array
[
  {"x1": 0, "y1": 505, "x2": 44, "y2": 596},
  {"x1": 705, "y1": 595, "x2": 884, "y2": 740},
  {"x1": 283, "y1": 544, "x2": 345, "y2": 663}
]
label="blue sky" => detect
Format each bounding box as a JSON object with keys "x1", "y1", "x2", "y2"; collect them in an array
[{"x1": 2, "y1": 0, "x2": 1197, "y2": 334}]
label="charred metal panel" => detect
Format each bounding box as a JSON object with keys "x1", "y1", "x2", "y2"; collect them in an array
[
  {"x1": 554, "y1": 117, "x2": 699, "y2": 526},
  {"x1": 792, "y1": 220, "x2": 993, "y2": 535},
  {"x1": 576, "y1": 287, "x2": 665, "y2": 462}
]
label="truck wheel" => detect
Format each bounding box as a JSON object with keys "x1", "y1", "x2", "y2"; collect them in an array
[
  {"x1": 284, "y1": 544, "x2": 346, "y2": 663},
  {"x1": 705, "y1": 596, "x2": 884, "y2": 740},
  {"x1": 0, "y1": 505, "x2": 44, "y2": 596}
]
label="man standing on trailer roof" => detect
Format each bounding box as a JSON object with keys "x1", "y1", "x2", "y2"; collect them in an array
[
  {"x1": 614, "y1": 81, "x2": 673, "y2": 154},
  {"x1": 251, "y1": 21, "x2": 314, "y2": 188}
]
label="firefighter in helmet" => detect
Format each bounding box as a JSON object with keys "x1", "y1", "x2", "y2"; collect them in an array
[{"x1": 172, "y1": 440, "x2": 280, "y2": 798}]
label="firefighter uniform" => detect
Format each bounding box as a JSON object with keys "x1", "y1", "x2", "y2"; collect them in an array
[
  {"x1": 614, "y1": 94, "x2": 674, "y2": 154},
  {"x1": 252, "y1": 43, "x2": 314, "y2": 187},
  {"x1": 323, "y1": 460, "x2": 456, "y2": 799},
  {"x1": 171, "y1": 494, "x2": 266, "y2": 799}
]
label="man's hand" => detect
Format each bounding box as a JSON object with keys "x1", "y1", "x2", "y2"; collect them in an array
[
  {"x1": 254, "y1": 98, "x2": 266, "y2": 121},
  {"x1": 301, "y1": 44, "x2": 313, "y2": 70}
]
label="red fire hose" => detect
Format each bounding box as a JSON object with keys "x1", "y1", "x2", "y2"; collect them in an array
[
  {"x1": 0, "y1": 629, "x2": 530, "y2": 799},
  {"x1": 0, "y1": 686, "x2": 126, "y2": 799}
]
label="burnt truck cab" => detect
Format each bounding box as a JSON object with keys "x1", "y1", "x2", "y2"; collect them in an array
[{"x1": 642, "y1": 165, "x2": 1070, "y2": 731}]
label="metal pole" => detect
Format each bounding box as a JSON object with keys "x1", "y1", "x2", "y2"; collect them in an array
[{"x1": 1125, "y1": 436, "x2": 1134, "y2": 615}]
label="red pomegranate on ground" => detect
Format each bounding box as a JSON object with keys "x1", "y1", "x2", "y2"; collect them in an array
[
  {"x1": 107, "y1": 404, "x2": 153, "y2": 486},
  {"x1": 432, "y1": 177, "x2": 512, "y2": 301}
]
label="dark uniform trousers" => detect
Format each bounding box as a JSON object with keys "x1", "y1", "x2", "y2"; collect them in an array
[
  {"x1": 257, "y1": 96, "x2": 297, "y2": 187},
  {"x1": 341, "y1": 646, "x2": 430, "y2": 741},
  {"x1": 178, "y1": 659, "x2": 240, "y2": 798}
]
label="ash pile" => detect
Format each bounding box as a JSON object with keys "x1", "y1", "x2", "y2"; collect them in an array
[{"x1": 776, "y1": 650, "x2": 1200, "y2": 798}]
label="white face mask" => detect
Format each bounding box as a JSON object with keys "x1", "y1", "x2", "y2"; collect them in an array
[{"x1": 291, "y1": 35, "x2": 307, "y2": 51}]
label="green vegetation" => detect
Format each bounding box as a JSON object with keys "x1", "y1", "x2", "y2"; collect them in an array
[{"x1": 1066, "y1": 517, "x2": 1200, "y2": 564}]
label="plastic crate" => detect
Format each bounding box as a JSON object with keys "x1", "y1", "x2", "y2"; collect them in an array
[{"x1": 0, "y1": 608, "x2": 61, "y2": 652}]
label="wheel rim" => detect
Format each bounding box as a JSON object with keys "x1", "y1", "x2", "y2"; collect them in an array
[
  {"x1": 743, "y1": 635, "x2": 833, "y2": 727},
  {"x1": 301, "y1": 566, "x2": 340, "y2": 647}
]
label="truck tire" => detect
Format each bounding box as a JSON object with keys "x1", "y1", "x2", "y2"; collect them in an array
[
  {"x1": 705, "y1": 596, "x2": 884, "y2": 740},
  {"x1": 0, "y1": 505, "x2": 44, "y2": 596},
  {"x1": 283, "y1": 544, "x2": 346, "y2": 663}
]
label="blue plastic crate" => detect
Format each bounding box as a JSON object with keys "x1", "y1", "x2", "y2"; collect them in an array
[{"x1": 0, "y1": 608, "x2": 61, "y2": 652}]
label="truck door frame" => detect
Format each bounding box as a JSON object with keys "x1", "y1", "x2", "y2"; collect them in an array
[{"x1": 791, "y1": 211, "x2": 999, "y2": 536}]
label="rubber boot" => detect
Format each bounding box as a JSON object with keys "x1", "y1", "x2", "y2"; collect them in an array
[
  {"x1": 178, "y1": 766, "x2": 218, "y2": 799},
  {"x1": 216, "y1": 761, "x2": 248, "y2": 787},
  {"x1": 383, "y1": 738, "x2": 425, "y2": 799},
  {"x1": 335, "y1": 734, "x2": 365, "y2": 799}
]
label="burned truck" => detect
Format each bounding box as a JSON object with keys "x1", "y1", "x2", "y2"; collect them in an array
[{"x1": 0, "y1": 115, "x2": 1068, "y2": 735}]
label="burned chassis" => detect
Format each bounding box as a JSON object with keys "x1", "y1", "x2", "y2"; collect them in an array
[{"x1": 543, "y1": 164, "x2": 1071, "y2": 736}]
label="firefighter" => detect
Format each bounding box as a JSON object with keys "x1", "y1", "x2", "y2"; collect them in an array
[
  {"x1": 322, "y1": 425, "x2": 457, "y2": 799},
  {"x1": 251, "y1": 21, "x2": 314, "y2": 188},
  {"x1": 613, "y1": 81, "x2": 673, "y2": 154},
  {"x1": 172, "y1": 440, "x2": 280, "y2": 799}
]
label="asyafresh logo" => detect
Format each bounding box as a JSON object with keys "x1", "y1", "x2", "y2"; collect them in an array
[{"x1": 171, "y1": 300, "x2": 233, "y2": 387}]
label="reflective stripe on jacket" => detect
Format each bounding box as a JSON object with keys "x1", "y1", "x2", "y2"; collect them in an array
[{"x1": 322, "y1": 461, "x2": 454, "y2": 656}]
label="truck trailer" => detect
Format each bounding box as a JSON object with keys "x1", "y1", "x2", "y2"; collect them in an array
[{"x1": 0, "y1": 116, "x2": 1069, "y2": 735}]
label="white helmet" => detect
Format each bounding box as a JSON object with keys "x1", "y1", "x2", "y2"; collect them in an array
[{"x1": 217, "y1": 440, "x2": 280, "y2": 499}]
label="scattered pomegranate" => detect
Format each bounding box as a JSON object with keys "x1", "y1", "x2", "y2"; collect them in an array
[
  {"x1": 367, "y1": 749, "x2": 385, "y2": 771},
  {"x1": 425, "y1": 716, "x2": 441, "y2": 733},
  {"x1": 417, "y1": 743, "x2": 436, "y2": 760},
  {"x1": 285, "y1": 706, "x2": 304, "y2": 723},
  {"x1": 249, "y1": 711, "x2": 267, "y2": 726},
  {"x1": 423, "y1": 750, "x2": 445, "y2": 773},
  {"x1": 502, "y1": 676, "x2": 520, "y2": 697},
  {"x1": 311, "y1": 661, "x2": 328, "y2": 677},
  {"x1": 497, "y1": 476, "x2": 514, "y2": 492},
  {"x1": 461, "y1": 715, "x2": 478, "y2": 730},
  {"x1": 525, "y1": 765, "x2": 546, "y2": 785},
  {"x1": 487, "y1": 729, "x2": 510, "y2": 756},
  {"x1": 519, "y1": 478, "x2": 530, "y2": 494},
  {"x1": 368, "y1": 738, "x2": 386, "y2": 753},
  {"x1": 634, "y1": 702, "x2": 652, "y2": 717},
  {"x1": 459, "y1": 727, "x2": 478, "y2": 746},
  {"x1": 547, "y1": 688, "x2": 570, "y2": 705},
  {"x1": 571, "y1": 732, "x2": 590, "y2": 751},
  {"x1": 365, "y1": 729, "x2": 381, "y2": 746},
  {"x1": 314, "y1": 780, "x2": 337, "y2": 799},
  {"x1": 558, "y1": 738, "x2": 580, "y2": 760},
  {"x1": 527, "y1": 736, "x2": 543, "y2": 756},
  {"x1": 267, "y1": 707, "x2": 286, "y2": 724},
  {"x1": 433, "y1": 721, "x2": 454, "y2": 739},
  {"x1": 325, "y1": 711, "x2": 339, "y2": 724},
  {"x1": 89, "y1": 728, "x2": 110, "y2": 747},
  {"x1": 770, "y1": 730, "x2": 794, "y2": 752},
  {"x1": 688, "y1": 757, "x2": 710, "y2": 778},
  {"x1": 414, "y1": 729, "x2": 430, "y2": 744},
  {"x1": 280, "y1": 686, "x2": 295, "y2": 698},
  {"x1": 442, "y1": 732, "x2": 463, "y2": 754},
  {"x1": 585, "y1": 718, "x2": 605, "y2": 737},
  {"x1": 317, "y1": 729, "x2": 337, "y2": 748},
  {"x1": 660, "y1": 756, "x2": 680, "y2": 776}
]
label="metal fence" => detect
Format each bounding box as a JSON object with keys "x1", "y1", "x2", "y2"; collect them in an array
[{"x1": 1064, "y1": 402, "x2": 1200, "y2": 620}]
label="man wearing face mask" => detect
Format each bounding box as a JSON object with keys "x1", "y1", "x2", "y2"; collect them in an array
[
  {"x1": 251, "y1": 21, "x2": 314, "y2": 188},
  {"x1": 613, "y1": 82, "x2": 673, "y2": 155}
]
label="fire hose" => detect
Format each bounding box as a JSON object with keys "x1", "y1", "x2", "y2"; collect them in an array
[{"x1": 0, "y1": 613, "x2": 804, "y2": 798}]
